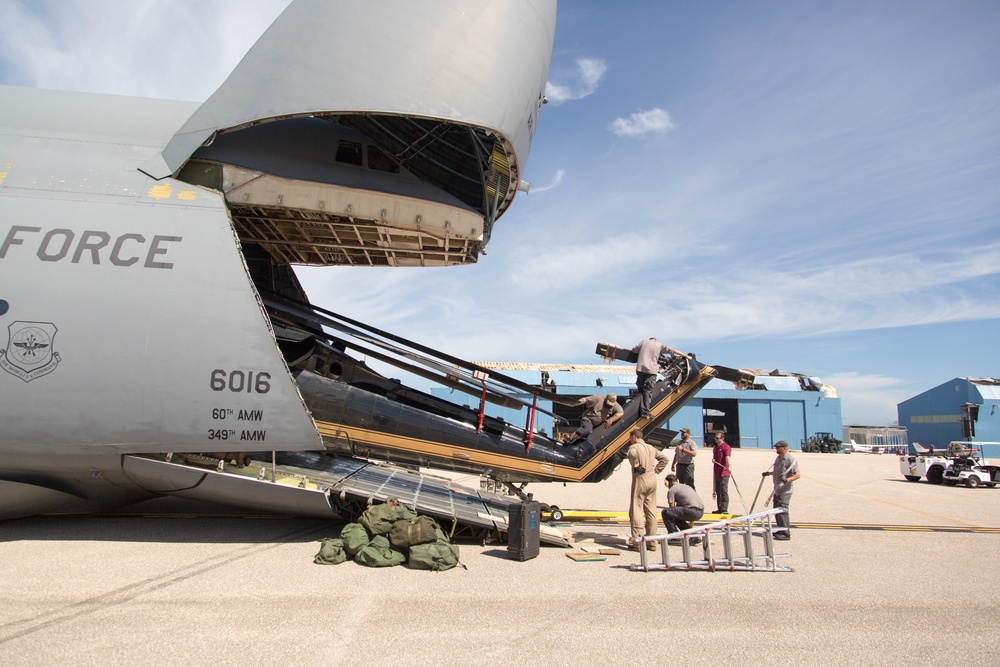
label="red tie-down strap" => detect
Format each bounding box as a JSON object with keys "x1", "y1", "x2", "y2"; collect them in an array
[
  {"x1": 524, "y1": 394, "x2": 538, "y2": 452},
  {"x1": 474, "y1": 370, "x2": 489, "y2": 434}
]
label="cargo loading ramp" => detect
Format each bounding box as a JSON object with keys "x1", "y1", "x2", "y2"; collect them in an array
[{"x1": 123, "y1": 452, "x2": 570, "y2": 546}]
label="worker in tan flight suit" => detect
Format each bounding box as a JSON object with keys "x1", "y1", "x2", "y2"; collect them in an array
[{"x1": 626, "y1": 428, "x2": 670, "y2": 551}]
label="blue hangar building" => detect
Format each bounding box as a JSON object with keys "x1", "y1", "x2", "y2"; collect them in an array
[
  {"x1": 897, "y1": 377, "x2": 1000, "y2": 458},
  {"x1": 431, "y1": 362, "x2": 842, "y2": 450}
]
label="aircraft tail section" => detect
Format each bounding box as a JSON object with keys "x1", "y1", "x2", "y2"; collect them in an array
[
  {"x1": 149, "y1": 0, "x2": 555, "y2": 181},
  {"x1": 143, "y1": 0, "x2": 558, "y2": 267}
]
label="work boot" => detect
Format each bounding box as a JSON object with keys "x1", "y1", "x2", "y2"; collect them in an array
[{"x1": 646, "y1": 542, "x2": 657, "y2": 552}]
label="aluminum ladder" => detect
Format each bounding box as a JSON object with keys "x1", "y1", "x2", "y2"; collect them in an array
[{"x1": 631, "y1": 508, "x2": 793, "y2": 572}]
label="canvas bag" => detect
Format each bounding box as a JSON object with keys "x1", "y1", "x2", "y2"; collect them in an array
[
  {"x1": 408, "y1": 540, "x2": 460, "y2": 572},
  {"x1": 388, "y1": 515, "x2": 441, "y2": 550},
  {"x1": 354, "y1": 534, "x2": 406, "y2": 568},
  {"x1": 359, "y1": 498, "x2": 417, "y2": 535},
  {"x1": 313, "y1": 538, "x2": 348, "y2": 565},
  {"x1": 339, "y1": 522, "x2": 370, "y2": 557}
]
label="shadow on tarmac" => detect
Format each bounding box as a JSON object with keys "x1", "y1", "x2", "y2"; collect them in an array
[{"x1": 1, "y1": 497, "x2": 335, "y2": 544}]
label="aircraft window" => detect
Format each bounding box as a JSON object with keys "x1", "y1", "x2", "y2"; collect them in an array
[
  {"x1": 367, "y1": 146, "x2": 400, "y2": 174},
  {"x1": 335, "y1": 140, "x2": 363, "y2": 166}
]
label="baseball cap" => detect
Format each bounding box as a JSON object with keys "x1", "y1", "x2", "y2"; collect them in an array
[
  {"x1": 680, "y1": 427, "x2": 690, "y2": 434},
  {"x1": 775, "y1": 440, "x2": 789, "y2": 448},
  {"x1": 605, "y1": 393, "x2": 617, "y2": 404}
]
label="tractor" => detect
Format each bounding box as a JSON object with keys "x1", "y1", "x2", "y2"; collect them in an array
[{"x1": 801, "y1": 432, "x2": 842, "y2": 453}]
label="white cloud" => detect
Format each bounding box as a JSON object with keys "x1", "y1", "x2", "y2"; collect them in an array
[
  {"x1": 609, "y1": 108, "x2": 676, "y2": 138},
  {"x1": 636, "y1": 242, "x2": 1000, "y2": 344},
  {"x1": 505, "y1": 232, "x2": 661, "y2": 291},
  {"x1": 821, "y1": 372, "x2": 912, "y2": 425},
  {"x1": 545, "y1": 57, "x2": 607, "y2": 103}
]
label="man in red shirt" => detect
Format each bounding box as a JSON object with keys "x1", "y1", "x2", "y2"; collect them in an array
[{"x1": 711, "y1": 431, "x2": 733, "y2": 514}]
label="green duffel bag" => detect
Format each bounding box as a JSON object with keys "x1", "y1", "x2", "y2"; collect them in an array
[
  {"x1": 408, "y1": 540, "x2": 460, "y2": 572},
  {"x1": 359, "y1": 498, "x2": 417, "y2": 534},
  {"x1": 385, "y1": 498, "x2": 417, "y2": 521},
  {"x1": 340, "y1": 522, "x2": 370, "y2": 557},
  {"x1": 389, "y1": 515, "x2": 441, "y2": 550},
  {"x1": 354, "y1": 534, "x2": 406, "y2": 568},
  {"x1": 313, "y1": 538, "x2": 347, "y2": 565}
]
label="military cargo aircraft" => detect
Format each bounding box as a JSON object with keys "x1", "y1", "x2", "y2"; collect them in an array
[{"x1": 0, "y1": 0, "x2": 751, "y2": 542}]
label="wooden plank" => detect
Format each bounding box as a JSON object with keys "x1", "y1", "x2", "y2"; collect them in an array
[
  {"x1": 541, "y1": 524, "x2": 570, "y2": 540},
  {"x1": 567, "y1": 552, "x2": 607, "y2": 562}
]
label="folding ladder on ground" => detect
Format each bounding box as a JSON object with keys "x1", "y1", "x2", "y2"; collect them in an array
[{"x1": 632, "y1": 508, "x2": 793, "y2": 572}]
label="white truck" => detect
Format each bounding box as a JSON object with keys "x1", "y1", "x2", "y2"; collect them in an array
[{"x1": 900, "y1": 442, "x2": 1000, "y2": 487}]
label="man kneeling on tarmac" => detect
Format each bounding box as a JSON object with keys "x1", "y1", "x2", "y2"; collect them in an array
[{"x1": 662, "y1": 474, "x2": 705, "y2": 545}]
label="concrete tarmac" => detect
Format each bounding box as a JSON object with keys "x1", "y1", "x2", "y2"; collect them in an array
[{"x1": 2, "y1": 449, "x2": 998, "y2": 666}]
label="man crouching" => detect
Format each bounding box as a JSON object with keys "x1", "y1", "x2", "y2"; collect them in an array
[{"x1": 662, "y1": 474, "x2": 705, "y2": 545}]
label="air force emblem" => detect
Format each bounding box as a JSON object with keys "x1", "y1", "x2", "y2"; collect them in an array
[{"x1": 1, "y1": 321, "x2": 61, "y2": 382}]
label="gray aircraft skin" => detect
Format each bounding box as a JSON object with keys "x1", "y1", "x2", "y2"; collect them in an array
[{"x1": 0, "y1": 0, "x2": 559, "y2": 521}]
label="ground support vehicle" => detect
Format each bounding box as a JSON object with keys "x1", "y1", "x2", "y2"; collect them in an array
[
  {"x1": 900, "y1": 444, "x2": 998, "y2": 487},
  {"x1": 801, "y1": 432, "x2": 842, "y2": 453},
  {"x1": 941, "y1": 458, "x2": 1000, "y2": 488},
  {"x1": 900, "y1": 453, "x2": 951, "y2": 483}
]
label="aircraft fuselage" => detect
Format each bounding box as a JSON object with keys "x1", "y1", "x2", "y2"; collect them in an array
[{"x1": 1, "y1": 0, "x2": 560, "y2": 521}]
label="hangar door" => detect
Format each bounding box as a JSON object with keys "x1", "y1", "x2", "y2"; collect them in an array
[
  {"x1": 770, "y1": 400, "x2": 806, "y2": 448},
  {"x1": 736, "y1": 400, "x2": 772, "y2": 449}
]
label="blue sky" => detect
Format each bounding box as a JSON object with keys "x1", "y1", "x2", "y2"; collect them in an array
[{"x1": 2, "y1": 1, "x2": 997, "y2": 425}]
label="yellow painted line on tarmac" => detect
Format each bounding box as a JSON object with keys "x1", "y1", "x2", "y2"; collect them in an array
[
  {"x1": 549, "y1": 514, "x2": 754, "y2": 526},
  {"x1": 41, "y1": 512, "x2": 1000, "y2": 534},
  {"x1": 549, "y1": 513, "x2": 1000, "y2": 534},
  {"x1": 796, "y1": 523, "x2": 1000, "y2": 534}
]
